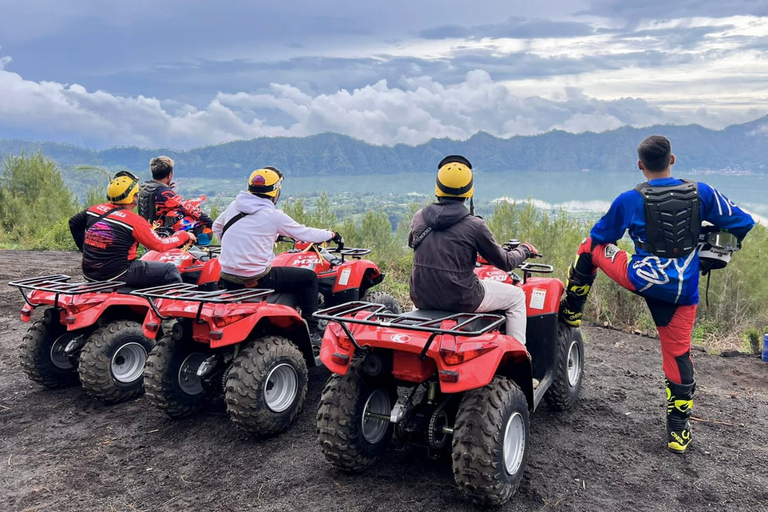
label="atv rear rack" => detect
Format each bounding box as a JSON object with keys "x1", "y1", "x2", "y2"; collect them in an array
[
  {"x1": 131, "y1": 283, "x2": 275, "y2": 321},
  {"x1": 8, "y1": 274, "x2": 127, "y2": 309},
  {"x1": 314, "y1": 301, "x2": 505, "y2": 357}
]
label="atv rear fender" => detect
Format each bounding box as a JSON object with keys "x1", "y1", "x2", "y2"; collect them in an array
[
  {"x1": 21, "y1": 290, "x2": 147, "y2": 330},
  {"x1": 332, "y1": 260, "x2": 382, "y2": 294},
  {"x1": 319, "y1": 324, "x2": 530, "y2": 394},
  {"x1": 141, "y1": 299, "x2": 314, "y2": 364},
  {"x1": 521, "y1": 277, "x2": 564, "y2": 316}
]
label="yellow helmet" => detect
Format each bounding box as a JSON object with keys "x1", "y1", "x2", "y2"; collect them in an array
[
  {"x1": 107, "y1": 171, "x2": 140, "y2": 204},
  {"x1": 435, "y1": 155, "x2": 473, "y2": 198},
  {"x1": 248, "y1": 166, "x2": 284, "y2": 198}
]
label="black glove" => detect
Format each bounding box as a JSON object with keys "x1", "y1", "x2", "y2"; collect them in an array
[
  {"x1": 331, "y1": 231, "x2": 344, "y2": 245},
  {"x1": 502, "y1": 238, "x2": 520, "y2": 251}
]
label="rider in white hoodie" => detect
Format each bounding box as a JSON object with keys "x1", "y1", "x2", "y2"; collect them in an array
[{"x1": 213, "y1": 167, "x2": 342, "y2": 339}]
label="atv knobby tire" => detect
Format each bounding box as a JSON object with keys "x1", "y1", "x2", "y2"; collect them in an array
[
  {"x1": 452, "y1": 376, "x2": 530, "y2": 506},
  {"x1": 361, "y1": 290, "x2": 402, "y2": 315},
  {"x1": 544, "y1": 323, "x2": 584, "y2": 411},
  {"x1": 225, "y1": 335, "x2": 308, "y2": 436},
  {"x1": 316, "y1": 358, "x2": 396, "y2": 472},
  {"x1": 77, "y1": 320, "x2": 153, "y2": 403},
  {"x1": 143, "y1": 335, "x2": 210, "y2": 418},
  {"x1": 19, "y1": 310, "x2": 79, "y2": 388}
]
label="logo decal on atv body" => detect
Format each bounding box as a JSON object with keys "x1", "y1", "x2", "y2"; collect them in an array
[{"x1": 390, "y1": 334, "x2": 410, "y2": 343}]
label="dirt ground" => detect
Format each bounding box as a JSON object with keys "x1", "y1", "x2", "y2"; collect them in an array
[{"x1": 1, "y1": 250, "x2": 767, "y2": 512}]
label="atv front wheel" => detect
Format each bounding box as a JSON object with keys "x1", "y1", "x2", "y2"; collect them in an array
[
  {"x1": 143, "y1": 335, "x2": 209, "y2": 418},
  {"x1": 225, "y1": 335, "x2": 308, "y2": 436},
  {"x1": 452, "y1": 376, "x2": 530, "y2": 506},
  {"x1": 77, "y1": 320, "x2": 153, "y2": 403},
  {"x1": 361, "y1": 290, "x2": 402, "y2": 314},
  {"x1": 316, "y1": 358, "x2": 396, "y2": 472},
  {"x1": 19, "y1": 310, "x2": 79, "y2": 388},
  {"x1": 544, "y1": 323, "x2": 584, "y2": 411}
]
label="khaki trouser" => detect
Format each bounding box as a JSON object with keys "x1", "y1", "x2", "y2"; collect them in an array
[{"x1": 474, "y1": 280, "x2": 527, "y2": 345}]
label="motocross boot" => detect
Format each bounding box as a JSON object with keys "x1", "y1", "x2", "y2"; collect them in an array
[
  {"x1": 666, "y1": 379, "x2": 695, "y2": 454},
  {"x1": 559, "y1": 263, "x2": 596, "y2": 327}
]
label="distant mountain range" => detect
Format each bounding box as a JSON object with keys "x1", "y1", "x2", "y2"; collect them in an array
[{"x1": 1, "y1": 115, "x2": 766, "y2": 177}]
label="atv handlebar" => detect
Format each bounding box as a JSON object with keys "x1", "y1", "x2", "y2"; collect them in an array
[{"x1": 276, "y1": 236, "x2": 371, "y2": 261}]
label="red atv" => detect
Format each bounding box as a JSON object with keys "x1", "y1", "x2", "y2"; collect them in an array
[
  {"x1": 142, "y1": 244, "x2": 220, "y2": 288},
  {"x1": 314, "y1": 263, "x2": 584, "y2": 506},
  {"x1": 197, "y1": 237, "x2": 401, "y2": 316},
  {"x1": 8, "y1": 246, "x2": 219, "y2": 403},
  {"x1": 133, "y1": 240, "x2": 401, "y2": 436}
]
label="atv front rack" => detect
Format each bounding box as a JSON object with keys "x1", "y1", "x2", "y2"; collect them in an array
[
  {"x1": 314, "y1": 301, "x2": 505, "y2": 357},
  {"x1": 8, "y1": 274, "x2": 127, "y2": 309},
  {"x1": 131, "y1": 283, "x2": 275, "y2": 321}
]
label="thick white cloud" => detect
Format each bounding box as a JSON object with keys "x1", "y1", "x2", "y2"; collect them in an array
[{"x1": 1, "y1": 60, "x2": 694, "y2": 148}]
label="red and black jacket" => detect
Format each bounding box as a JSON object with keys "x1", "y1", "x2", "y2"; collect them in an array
[
  {"x1": 138, "y1": 181, "x2": 213, "y2": 227},
  {"x1": 69, "y1": 203, "x2": 191, "y2": 281}
]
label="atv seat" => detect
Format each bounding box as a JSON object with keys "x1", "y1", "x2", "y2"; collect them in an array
[{"x1": 402, "y1": 309, "x2": 503, "y2": 333}]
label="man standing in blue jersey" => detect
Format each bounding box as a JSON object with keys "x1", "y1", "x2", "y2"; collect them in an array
[{"x1": 559, "y1": 135, "x2": 755, "y2": 454}]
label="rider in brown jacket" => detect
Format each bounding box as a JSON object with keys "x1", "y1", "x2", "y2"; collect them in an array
[{"x1": 408, "y1": 155, "x2": 538, "y2": 345}]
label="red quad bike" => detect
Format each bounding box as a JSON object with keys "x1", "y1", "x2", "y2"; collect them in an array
[
  {"x1": 132, "y1": 284, "x2": 317, "y2": 436},
  {"x1": 141, "y1": 244, "x2": 220, "y2": 289},
  {"x1": 7, "y1": 246, "x2": 219, "y2": 404},
  {"x1": 133, "y1": 238, "x2": 401, "y2": 435},
  {"x1": 314, "y1": 263, "x2": 585, "y2": 506},
  {"x1": 200, "y1": 237, "x2": 401, "y2": 317}
]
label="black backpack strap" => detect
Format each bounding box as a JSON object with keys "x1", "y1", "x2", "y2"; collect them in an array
[
  {"x1": 221, "y1": 212, "x2": 250, "y2": 238},
  {"x1": 87, "y1": 206, "x2": 119, "y2": 227},
  {"x1": 409, "y1": 227, "x2": 432, "y2": 250}
]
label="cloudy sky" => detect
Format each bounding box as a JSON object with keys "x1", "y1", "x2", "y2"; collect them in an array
[{"x1": 0, "y1": 0, "x2": 766, "y2": 149}]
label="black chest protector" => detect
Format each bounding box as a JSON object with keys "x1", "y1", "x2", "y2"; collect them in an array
[
  {"x1": 137, "y1": 181, "x2": 161, "y2": 224},
  {"x1": 634, "y1": 179, "x2": 700, "y2": 258}
]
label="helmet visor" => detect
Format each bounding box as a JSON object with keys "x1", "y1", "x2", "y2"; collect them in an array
[{"x1": 706, "y1": 231, "x2": 740, "y2": 252}]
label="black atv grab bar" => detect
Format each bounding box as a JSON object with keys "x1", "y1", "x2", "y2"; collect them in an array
[{"x1": 314, "y1": 301, "x2": 505, "y2": 355}]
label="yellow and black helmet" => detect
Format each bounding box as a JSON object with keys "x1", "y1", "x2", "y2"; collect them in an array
[
  {"x1": 435, "y1": 155, "x2": 473, "y2": 198},
  {"x1": 248, "y1": 166, "x2": 284, "y2": 198},
  {"x1": 107, "y1": 170, "x2": 140, "y2": 204}
]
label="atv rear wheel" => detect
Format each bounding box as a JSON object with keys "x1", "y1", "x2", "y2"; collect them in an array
[
  {"x1": 143, "y1": 335, "x2": 209, "y2": 418},
  {"x1": 361, "y1": 290, "x2": 402, "y2": 314},
  {"x1": 225, "y1": 335, "x2": 308, "y2": 436},
  {"x1": 19, "y1": 310, "x2": 79, "y2": 388},
  {"x1": 452, "y1": 376, "x2": 530, "y2": 506},
  {"x1": 77, "y1": 320, "x2": 153, "y2": 403},
  {"x1": 316, "y1": 358, "x2": 396, "y2": 472},
  {"x1": 544, "y1": 323, "x2": 584, "y2": 411}
]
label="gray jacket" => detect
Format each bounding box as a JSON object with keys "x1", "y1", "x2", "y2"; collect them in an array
[{"x1": 408, "y1": 199, "x2": 530, "y2": 312}]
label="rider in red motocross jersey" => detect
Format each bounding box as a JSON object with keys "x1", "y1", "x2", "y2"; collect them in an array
[
  {"x1": 69, "y1": 171, "x2": 196, "y2": 287},
  {"x1": 137, "y1": 156, "x2": 213, "y2": 236}
]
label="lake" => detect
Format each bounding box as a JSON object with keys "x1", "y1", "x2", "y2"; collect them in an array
[
  {"x1": 285, "y1": 171, "x2": 768, "y2": 222},
  {"x1": 187, "y1": 171, "x2": 767, "y2": 224}
]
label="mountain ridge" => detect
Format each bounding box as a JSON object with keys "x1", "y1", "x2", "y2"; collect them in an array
[{"x1": 1, "y1": 115, "x2": 766, "y2": 177}]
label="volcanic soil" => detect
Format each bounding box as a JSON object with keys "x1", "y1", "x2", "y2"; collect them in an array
[{"x1": 1, "y1": 250, "x2": 767, "y2": 512}]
